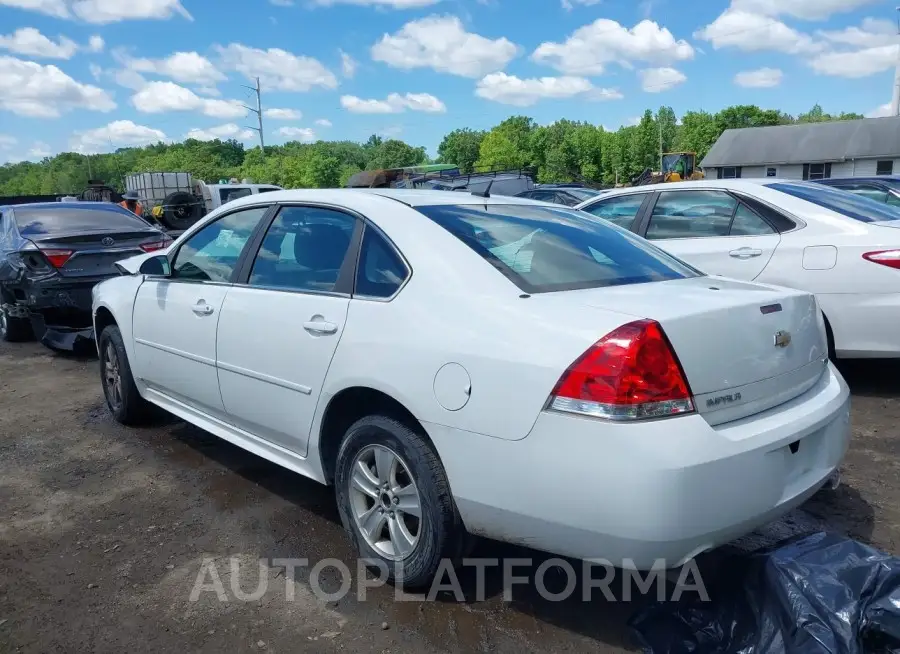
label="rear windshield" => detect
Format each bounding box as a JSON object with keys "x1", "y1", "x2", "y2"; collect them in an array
[
  {"x1": 416, "y1": 204, "x2": 700, "y2": 293},
  {"x1": 767, "y1": 182, "x2": 900, "y2": 222},
  {"x1": 14, "y1": 205, "x2": 152, "y2": 236}
]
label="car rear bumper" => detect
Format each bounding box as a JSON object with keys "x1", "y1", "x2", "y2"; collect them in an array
[
  {"x1": 817, "y1": 292, "x2": 900, "y2": 358},
  {"x1": 426, "y1": 362, "x2": 850, "y2": 569}
]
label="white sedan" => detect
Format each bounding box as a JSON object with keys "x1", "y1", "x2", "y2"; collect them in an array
[
  {"x1": 92, "y1": 189, "x2": 850, "y2": 587},
  {"x1": 576, "y1": 179, "x2": 900, "y2": 359}
]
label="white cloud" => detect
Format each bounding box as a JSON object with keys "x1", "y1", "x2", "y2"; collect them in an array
[
  {"x1": 867, "y1": 102, "x2": 893, "y2": 118},
  {"x1": 694, "y1": 9, "x2": 821, "y2": 54},
  {"x1": 340, "y1": 49, "x2": 357, "y2": 78},
  {"x1": 0, "y1": 134, "x2": 16, "y2": 149},
  {"x1": 195, "y1": 86, "x2": 221, "y2": 96},
  {"x1": 315, "y1": 118, "x2": 332, "y2": 127},
  {"x1": 532, "y1": 19, "x2": 694, "y2": 75},
  {"x1": 186, "y1": 123, "x2": 254, "y2": 141},
  {"x1": 28, "y1": 141, "x2": 51, "y2": 158},
  {"x1": 808, "y1": 44, "x2": 897, "y2": 78},
  {"x1": 475, "y1": 72, "x2": 621, "y2": 106},
  {"x1": 0, "y1": 0, "x2": 69, "y2": 19},
  {"x1": 70, "y1": 119, "x2": 166, "y2": 154},
  {"x1": 638, "y1": 67, "x2": 686, "y2": 92},
  {"x1": 127, "y1": 51, "x2": 225, "y2": 85},
  {"x1": 276, "y1": 126, "x2": 316, "y2": 142},
  {"x1": 729, "y1": 0, "x2": 881, "y2": 21},
  {"x1": 734, "y1": 67, "x2": 783, "y2": 87},
  {"x1": 0, "y1": 28, "x2": 78, "y2": 59},
  {"x1": 0, "y1": 55, "x2": 115, "y2": 117},
  {"x1": 216, "y1": 43, "x2": 338, "y2": 91},
  {"x1": 70, "y1": 0, "x2": 192, "y2": 23},
  {"x1": 310, "y1": 0, "x2": 440, "y2": 6},
  {"x1": 371, "y1": 15, "x2": 518, "y2": 78},
  {"x1": 87, "y1": 34, "x2": 104, "y2": 52},
  {"x1": 818, "y1": 18, "x2": 896, "y2": 48},
  {"x1": 340, "y1": 92, "x2": 446, "y2": 113},
  {"x1": 561, "y1": 0, "x2": 600, "y2": 9},
  {"x1": 131, "y1": 81, "x2": 246, "y2": 119},
  {"x1": 264, "y1": 108, "x2": 302, "y2": 120}
]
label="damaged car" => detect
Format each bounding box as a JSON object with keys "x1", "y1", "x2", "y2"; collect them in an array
[{"x1": 0, "y1": 201, "x2": 171, "y2": 350}]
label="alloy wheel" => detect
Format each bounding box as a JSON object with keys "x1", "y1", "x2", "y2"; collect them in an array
[
  {"x1": 349, "y1": 444, "x2": 422, "y2": 560},
  {"x1": 103, "y1": 342, "x2": 123, "y2": 409}
]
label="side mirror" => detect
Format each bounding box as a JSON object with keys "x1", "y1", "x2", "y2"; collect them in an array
[{"x1": 139, "y1": 254, "x2": 171, "y2": 276}]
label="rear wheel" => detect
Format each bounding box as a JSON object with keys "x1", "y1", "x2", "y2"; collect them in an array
[
  {"x1": 334, "y1": 415, "x2": 467, "y2": 589},
  {"x1": 99, "y1": 325, "x2": 153, "y2": 425},
  {"x1": 0, "y1": 304, "x2": 33, "y2": 342}
]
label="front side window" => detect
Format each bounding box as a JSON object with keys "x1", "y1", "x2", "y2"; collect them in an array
[
  {"x1": 582, "y1": 193, "x2": 647, "y2": 229},
  {"x1": 417, "y1": 203, "x2": 699, "y2": 294},
  {"x1": 249, "y1": 206, "x2": 356, "y2": 293},
  {"x1": 355, "y1": 227, "x2": 408, "y2": 298},
  {"x1": 172, "y1": 206, "x2": 270, "y2": 282},
  {"x1": 768, "y1": 182, "x2": 900, "y2": 222},
  {"x1": 646, "y1": 190, "x2": 737, "y2": 240}
]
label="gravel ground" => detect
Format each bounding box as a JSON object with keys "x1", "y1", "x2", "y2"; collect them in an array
[{"x1": 1, "y1": 341, "x2": 899, "y2": 653}]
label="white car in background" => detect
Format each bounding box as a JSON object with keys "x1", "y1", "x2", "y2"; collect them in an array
[
  {"x1": 92, "y1": 189, "x2": 850, "y2": 587},
  {"x1": 577, "y1": 180, "x2": 900, "y2": 359}
]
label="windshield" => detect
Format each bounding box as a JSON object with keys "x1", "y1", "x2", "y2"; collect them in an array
[
  {"x1": 14, "y1": 205, "x2": 153, "y2": 236},
  {"x1": 565, "y1": 188, "x2": 604, "y2": 201},
  {"x1": 416, "y1": 203, "x2": 700, "y2": 294},
  {"x1": 768, "y1": 182, "x2": 900, "y2": 222}
]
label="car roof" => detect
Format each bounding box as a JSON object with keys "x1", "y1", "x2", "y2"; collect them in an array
[
  {"x1": 587, "y1": 178, "x2": 805, "y2": 194},
  {"x1": 0, "y1": 201, "x2": 128, "y2": 211},
  {"x1": 816, "y1": 176, "x2": 900, "y2": 184},
  {"x1": 218, "y1": 187, "x2": 546, "y2": 209}
]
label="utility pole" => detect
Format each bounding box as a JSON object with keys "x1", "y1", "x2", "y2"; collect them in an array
[
  {"x1": 658, "y1": 118, "x2": 663, "y2": 171},
  {"x1": 892, "y1": 7, "x2": 900, "y2": 116},
  {"x1": 86, "y1": 154, "x2": 92, "y2": 179},
  {"x1": 242, "y1": 77, "x2": 265, "y2": 159}
]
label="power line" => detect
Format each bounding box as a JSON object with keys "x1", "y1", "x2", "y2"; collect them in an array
[{"x1": 241, "y1": 77, "x2": 266, "y2": 159}]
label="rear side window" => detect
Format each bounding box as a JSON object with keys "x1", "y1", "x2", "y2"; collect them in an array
[
  {"x1": 355, "y1": 227, "x2": 408, "y2": 298},
  {"x1": 13, "y1": 206, "x2": 151, "y2": 236},
  {"x1": 768, "y1": 182, "x2": 900, "y2": 222},
  {"x1": 416, "y1": 204, "x2": 699, "y2": 294}
]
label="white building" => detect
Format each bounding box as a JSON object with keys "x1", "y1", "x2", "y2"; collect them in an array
[{"x1": 700, "y1": 116, "x2": 900, "y2": 181}]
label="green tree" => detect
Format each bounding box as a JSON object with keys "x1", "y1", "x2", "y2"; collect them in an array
[
  {"x1": 367, "y1": 139, "x2": 427, "y2": 169},
  {"x1": 476, "y1": 115, "x2": 536, "y2": 169},
  {"x1": 437, "y1": 128, "x2": 486, "y2": 173},
  {"x1": 674, "y1": 110, "x2": 721, "y2": 161}
]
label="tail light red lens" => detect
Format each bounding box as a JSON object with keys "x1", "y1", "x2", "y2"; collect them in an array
[
  {"x1": 548, "y1": 319, "x2": 694, "y2": 421},
  {"x1": 41, "y1": 249, "x2": 74, "y2": 268},
  {"x1": 862, "y1": 250, "x2": 900, "y2": 269},
  {"x1": 140, "y1": 239, "x2": 172, "y2": 253}
]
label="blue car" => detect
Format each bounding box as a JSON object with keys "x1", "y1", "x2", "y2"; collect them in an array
[{"x1": 814, "y1": 176, "x2": 900, "y2": 207}]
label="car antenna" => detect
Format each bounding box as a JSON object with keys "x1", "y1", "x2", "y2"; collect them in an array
[{"x1": 471, "y1": 180, "x2": 493, "y2": 198}]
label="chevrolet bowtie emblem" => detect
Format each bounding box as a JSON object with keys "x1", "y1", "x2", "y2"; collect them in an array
[{"x1": 774, "y1": 330, "x2": 792, "y2": 348}]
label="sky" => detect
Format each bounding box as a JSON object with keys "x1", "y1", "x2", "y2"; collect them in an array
[{"x1": 0, "y1": 0, "x2": 896, "y2": 164}]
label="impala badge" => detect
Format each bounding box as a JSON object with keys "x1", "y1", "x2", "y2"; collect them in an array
[
  {"x1": 101, "y1": 237, "x2": 115, "y2": 246},
  {"x1": 774, "y1": 330, "x2": 792, "y2": 348}
]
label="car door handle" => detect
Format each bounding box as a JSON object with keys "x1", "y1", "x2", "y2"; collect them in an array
[
  {"x1": 729, "y1": 248, "x2": 763, "y2": 259},
  {"x1": 192, "y1": 301, "x2": 215, "y2": 316},
  {"x1": 303, "y1": 320, "x2": 338, "y2": 335}
]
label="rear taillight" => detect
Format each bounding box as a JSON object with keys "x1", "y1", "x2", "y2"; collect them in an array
[
  {"x1": 140, "y1": 239, "x2": 172, "y2": 253},
  {"x1": 548, "y1": 319, "x2": 694, "y2": 421},
  {"x1": 40, "y1": 249, "x2": 74, "y2": 268},
  {"x1": 863, "y1": 250, "x2": 900, "y2": 269}
]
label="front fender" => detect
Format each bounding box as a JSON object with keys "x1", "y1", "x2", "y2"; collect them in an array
[{"x1": 92, "y1": 274, "x2": 145, "y2": 378}]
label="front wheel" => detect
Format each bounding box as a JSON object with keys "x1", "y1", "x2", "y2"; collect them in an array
[
  {"x1": 334, "y1": 416, "x2": 468, "y2": 589},
  {"x1": 99, "y1": 325, "x2": 154, "y2": 425}
]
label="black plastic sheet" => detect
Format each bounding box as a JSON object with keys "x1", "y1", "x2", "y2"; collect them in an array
[{"x1": 629, "y1": 531, "x2": 900, "y2": 653}]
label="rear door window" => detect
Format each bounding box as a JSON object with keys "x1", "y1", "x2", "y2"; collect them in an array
[
  {"x1": 582, "y1": 194, "x2": 648, "y2": 229},
  {"x1": 768, "y1": 182, "x2": 900, "y2": 222},
  {"x1": 646, "y1": 190, "x2": 737, "y2": 240},
  {"x1": 416, "y1": 203, "x2": 699, "y2": 294}
]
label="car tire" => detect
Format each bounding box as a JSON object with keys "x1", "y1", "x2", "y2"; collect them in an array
[
  {"x1": 99, "y1": 325, "x2": 154, "y2": 426},
  {"x1": 0, "y1": 304, "x2": 33, "y2": 342},
  {"x1": 334, "y1": 415, "x2": 468, "y2": 590}
]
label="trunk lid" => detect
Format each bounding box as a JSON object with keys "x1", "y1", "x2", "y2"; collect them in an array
[
  {"x1": 563, "y1": 276, "x2": 829, "y2": 425},
  {"x1": 29, "y1": 229, "x2": 167, "y2": 278}
]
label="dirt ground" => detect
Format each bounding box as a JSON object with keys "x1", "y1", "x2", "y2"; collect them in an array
[{"x1": 1, "y1": 341, "x2": 899, "y2": 653}]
